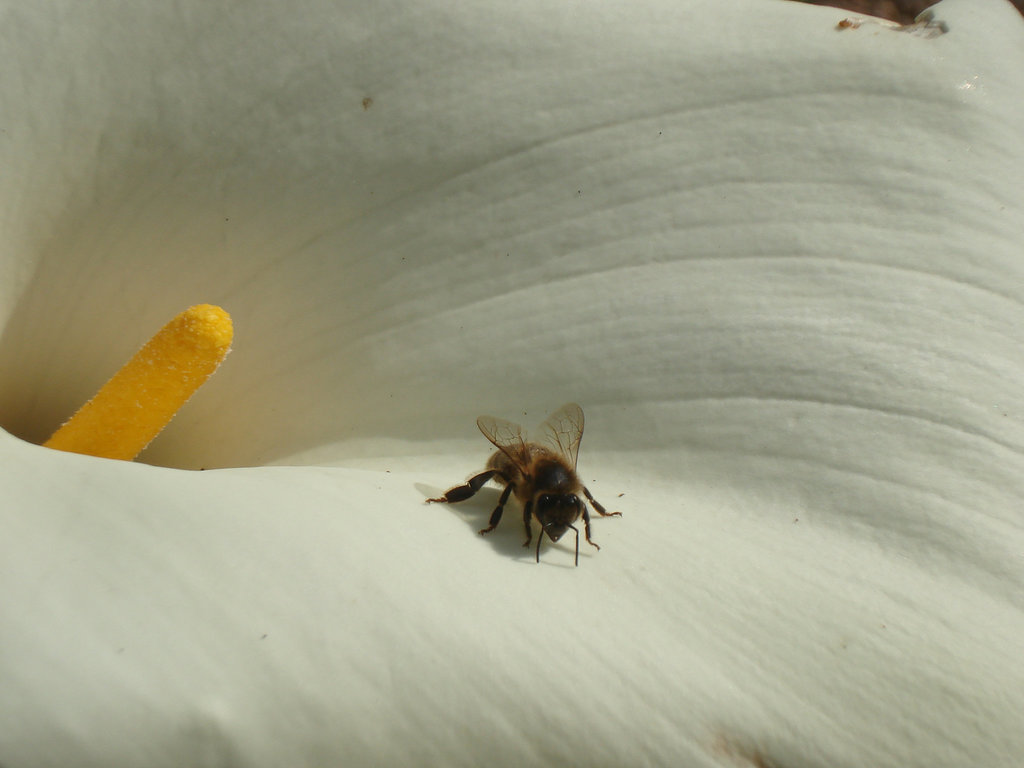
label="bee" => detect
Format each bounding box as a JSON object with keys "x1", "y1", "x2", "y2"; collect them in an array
[{"x1": 427, "y1": 403, "x2": 620, "y2": 566}]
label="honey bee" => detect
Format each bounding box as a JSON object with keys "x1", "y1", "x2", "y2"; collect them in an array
[{"x1": 427, "y1": 403, "x2": 620, "y2": 566}]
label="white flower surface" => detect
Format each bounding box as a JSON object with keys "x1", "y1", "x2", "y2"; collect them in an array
[{"x1": 1, "y1": 0, "x2": 1023, "y2": 766}]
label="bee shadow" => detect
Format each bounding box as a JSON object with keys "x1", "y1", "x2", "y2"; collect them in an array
[{"x1": 416, "y1": 482, "x2": 578, "y2": 567}]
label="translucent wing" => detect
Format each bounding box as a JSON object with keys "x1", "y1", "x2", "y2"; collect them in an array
[
  {"x1": 540, "y1": 402, "x2": 584, "y2": 470},
  {"x1": 477, "y1": 414, "x2": 532, "y2": 472}
]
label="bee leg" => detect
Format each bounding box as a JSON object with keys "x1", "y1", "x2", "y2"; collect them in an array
[
  {"x1": 582, "y1": 505, "x2": 601, "y2": 552},
  {"x1": 583, "y1": 486, "x2": 621, "y2": 517},
  {"x1": 426, "y1": 470, "x2": 498, "y2": 504},
  {"x1": 479, "y1": 483, "x2": 514, "y2": 536},
  {"x1": 521, "y1": 500, "x2": 534, "y2": 551}
]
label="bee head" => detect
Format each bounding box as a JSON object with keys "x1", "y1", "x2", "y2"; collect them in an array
[{"x1": 534, "y1": 493, "x2": 581, "y2": 540}]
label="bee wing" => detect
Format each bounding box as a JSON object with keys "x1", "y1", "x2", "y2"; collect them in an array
[
  {"x1": 477, "y1": 414, "x2": 532, "y2": 473},
  {"x1": 540, "y1": 402, "x2": 584, "y2": 470}
]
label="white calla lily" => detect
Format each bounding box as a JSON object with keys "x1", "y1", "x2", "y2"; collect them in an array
[{"x1": 2, "y1": 0, "x2": 1023, "y2": 765}]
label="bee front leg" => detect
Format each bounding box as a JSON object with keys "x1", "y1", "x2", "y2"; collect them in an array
[
  {"x1": 582, "y1": 505, "x2": 601, "y2": 552},
  {"x1": 521, "y1": 500, "x2": 534, "y2": 549},
  {"x1": 479, "y1": 483, "x2": 514, "y2": 536},
  {"x1": 583, "y1": 486, "x2": 621, "y2": 517},
  {"x1": 427, "y1": 470, "x2": 498, "y2": 504}
]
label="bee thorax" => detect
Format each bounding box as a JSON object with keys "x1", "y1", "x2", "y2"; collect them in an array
[{"x1": 533, "y1": 460, "x2": 575, "y2": 492}]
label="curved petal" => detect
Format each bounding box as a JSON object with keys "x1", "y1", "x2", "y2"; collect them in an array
[{"x1": 2, "y1": 0, "x2": 1023, "y2": 765}]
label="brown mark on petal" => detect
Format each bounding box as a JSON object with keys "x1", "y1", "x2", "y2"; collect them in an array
[
  {"x1": 795, "y1": 0, "x2": 933, "y2": 24},
  {"x1": 710, "y1": 732, "x2": 795, "y2": 768}
]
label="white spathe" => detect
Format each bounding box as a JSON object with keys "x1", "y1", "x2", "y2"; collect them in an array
[{"x1": 1, "y1": 0, "x2": 1023, "y2": 766}]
